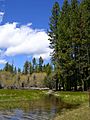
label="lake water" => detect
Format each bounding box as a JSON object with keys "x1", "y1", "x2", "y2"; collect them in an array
[{"x1": 0, "y1": 95, "x2": 70, "y2": 120}]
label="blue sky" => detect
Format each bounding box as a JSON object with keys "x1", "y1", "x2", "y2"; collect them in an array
[
  {"x1": 0, "y1": 0, "x2": 64, "y2": 70},
  {"x1": 3, "y1": 0, "x2": 64, "y2": 29}
]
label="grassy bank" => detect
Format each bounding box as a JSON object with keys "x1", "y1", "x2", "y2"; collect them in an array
[
  {"x1": 0, "y1": 89, "x2": 89, "y2": 119},
  {"x1": 54, "y1": 92, "x2": 90, "y2": 120},
  {"x1": 54, "y1": 103, "x2": 90, "y2": 120},
  {"x1": 0, "y1": 89, "x2": 45, "y2": 101},
  {"x1": 55, "y1": 91, "x2": 88, "y2": 104},
  {"x1": 0, "y1": 89, "x2": 46, "y2": 110}
]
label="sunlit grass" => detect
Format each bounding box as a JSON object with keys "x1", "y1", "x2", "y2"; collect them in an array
[
  {"x1": 0, "y1": 89, "x2": 46, "y2": 110},
  {"x1": 55, "y1": 91, "x2": 88, "y2": 104},
  {"x1": 0, "y1": 89, "x2": 45, "y2": 101},
  {"x1": 54, "y1": 92, "x2": 89, "y2": 120},
  {"x1": 54, "y1": 103, "x2": 90, "y2": 120}
]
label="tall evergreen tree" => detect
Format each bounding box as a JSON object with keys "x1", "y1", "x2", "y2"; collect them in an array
[
  {"x1": 79, "y1": 0, "x2": 90, "y2": 89},
  {"x1": 18, "y1": 68, "x2": 21, "y2": 73},
  {"x1": 24, "y1": 61, "x2": 29, "y2": 74},
  {"x1": 48, "y1": 2, "x2": 60, "y2": 90},
  {"x1": 57, "y1": 0, "x2": 71, "y2": 90},
  {"x1": 4, "y1": 62, "x2": 9, "y2": 71},
  {"x1": 45, "y1": 63, "x2": 52, "y2": 75},
  {"x1": 48, "y1": 0, "x2": 90, "y2": 91},
  {"x1": 29, "y1": 62, "x2": 33, "y2": 74},
  {"x1": 69, "y1": 0, "x2": 80, "y2": 91},
  {"x1": 4, "y1": 62, "x2": 14, "y2": 73},
  {"x1": 32, "y1": 57, "x2": 36, "y2": 72},
  {"x1": 39, "y1": 56, "x2": 43, "y2": 71}
]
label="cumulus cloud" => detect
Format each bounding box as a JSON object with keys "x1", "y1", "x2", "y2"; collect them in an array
[
  {"x1": 0, "y1": 22, "x2": 52, "y2": 59},
  {"x1": 0, "y1": 49, "x2": 4, "y2": 58},
  {"x1": 0, "y1": 59, "x2": 7, "y2": 64}
]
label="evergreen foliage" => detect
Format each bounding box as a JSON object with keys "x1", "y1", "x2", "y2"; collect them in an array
[
  {"x1": 49, "y1": 0, "x2": 90, "y2": 91},
  {"x1": 39, "y1": 56, "x2": 43, "y2": 71},
  {"x1": 4, "y1": 62, "x2": 14, "y2": 73},
  {"x1": 48, "y1": 2, "x2": 60, "y2": 90}
]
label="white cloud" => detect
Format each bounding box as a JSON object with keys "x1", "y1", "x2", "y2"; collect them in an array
[
  {"x1": 0, "y1": 59, "x2": 7, "y2": 64},
  {"x1": 27, "y1": 23, "x2": 32, "y2": 27},
  {"x1": 0, "y1": 22, "x2": 52, "y2": 59},
  {"x1": 0, "y1": 49, "x2": 4, "y2": 58},
  {"x1": 0, "y1": 11, "x2": 4, "y2": 23},
  {"x1": 33, "y1": 53, "x2": 50, "y2": 60},
  {"x1": 0, "y1": 49, "x2": 2, "y2": 53}
]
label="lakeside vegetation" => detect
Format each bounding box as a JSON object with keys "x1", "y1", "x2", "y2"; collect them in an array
[
  {"x1": 0, "y1": 89, "x2": 44, "y2": 101},
  {"x1": 54, "y1": 92, "x2": 89, "y2": 120},
  {"x1": 55, "y1": 91, "x2": 88, "y2": 104},
  {"x1": 54, "y1": 103, "x2": 90, "y2": 120},
  {"x1": 0, "y1": 89, "x2": 89, "y2": 120},
  {"x1": 0, "y1": 89, "x2": 45, "y2": 110},
  {"x1": 0, "y1": 0, "x2": 89, "y2": 92}
]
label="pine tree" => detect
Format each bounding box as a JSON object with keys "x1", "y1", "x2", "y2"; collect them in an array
[
  {"x1": 39, "y1": 56, "x2": 43, "y2": 72},
  {"x1": 79, "y1": 0, "x2": 90, "y2": 89},
  {"x1": 18, "y1": 68, "x2": 21, "y2": 73},
  {"x1": 57, "y1": 0, "x2": 71, "y2": 90},
  {"x1": 48, "y1": 0, "x2": 90, "y2": 91},
  {"x1": 48, "y1": 2, "x2": 60, "y2": 91},
  {"x1": 4, "y1": 62, "x2": 9, "y2": 71},
  {"x1": 29, "y1": 62, "x2": 33, "y2": 74},
  {"x1": 69, "y1": 0, "x2": 80, "y2": 91},
  {"x1": 46, "y1": 63, "x2": 52, "y2": 75},
  {"x1": 32, "y1": 57, "x2": 36, "y2": 72},
  {"x1": 4, "y1": 62, "x2": 14, "y2": 73},
  {"x1": 24, "y1": 61, "x2": 29, "y2": 74}
]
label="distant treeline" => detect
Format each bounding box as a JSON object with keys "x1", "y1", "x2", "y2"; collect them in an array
[
  {"x1": 0, "y1": 57, "x2": 52, "y2": 89},
  {"x1": 1, "y1": 56, "x2": 52, "y2": 75}
]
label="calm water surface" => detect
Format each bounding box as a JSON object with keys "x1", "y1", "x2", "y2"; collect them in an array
[{"x1": 0, "y1": 95, "x2": 68, "y2": 120}]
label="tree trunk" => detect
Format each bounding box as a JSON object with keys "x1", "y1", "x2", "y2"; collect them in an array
[{"x1": 56, "y1": 79, "x2": 58, "y2": 91}]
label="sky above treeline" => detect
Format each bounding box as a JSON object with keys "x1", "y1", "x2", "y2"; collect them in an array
[{"x1": 0, "y1": 0, "x2": 64, "y2": 69}]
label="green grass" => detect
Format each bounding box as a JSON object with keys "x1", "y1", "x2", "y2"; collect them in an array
[
  {"x1": 54, "y1": 103, "x2": 90, "y2": 120},
  {"x1": 0, "y1": 89, "x2": 46, "y2": 110},
  {"x1": 55, "y1": 91, "x2": 88, "y2": 104},
  {"x1": 54, "y1": 92, "x2": 90, "y2": 120},
  {"x1": 0, "y1": 89, "x2": 45, "y2": 101},
  {"x1": 0, "y1": 89, "x2": 89, "y2": 120}
]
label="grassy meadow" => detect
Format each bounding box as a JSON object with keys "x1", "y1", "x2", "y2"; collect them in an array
[
  {"x1": 0, "y1": 89, "x2": 46, "y2": 110},
  {"x1": 54, "y1": 92, "x2": 90, "y2": 120}
]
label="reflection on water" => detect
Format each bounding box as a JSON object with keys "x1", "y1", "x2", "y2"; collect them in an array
[{"x1": 0, "y1": 95, "x2": 68, "y2": 120}]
